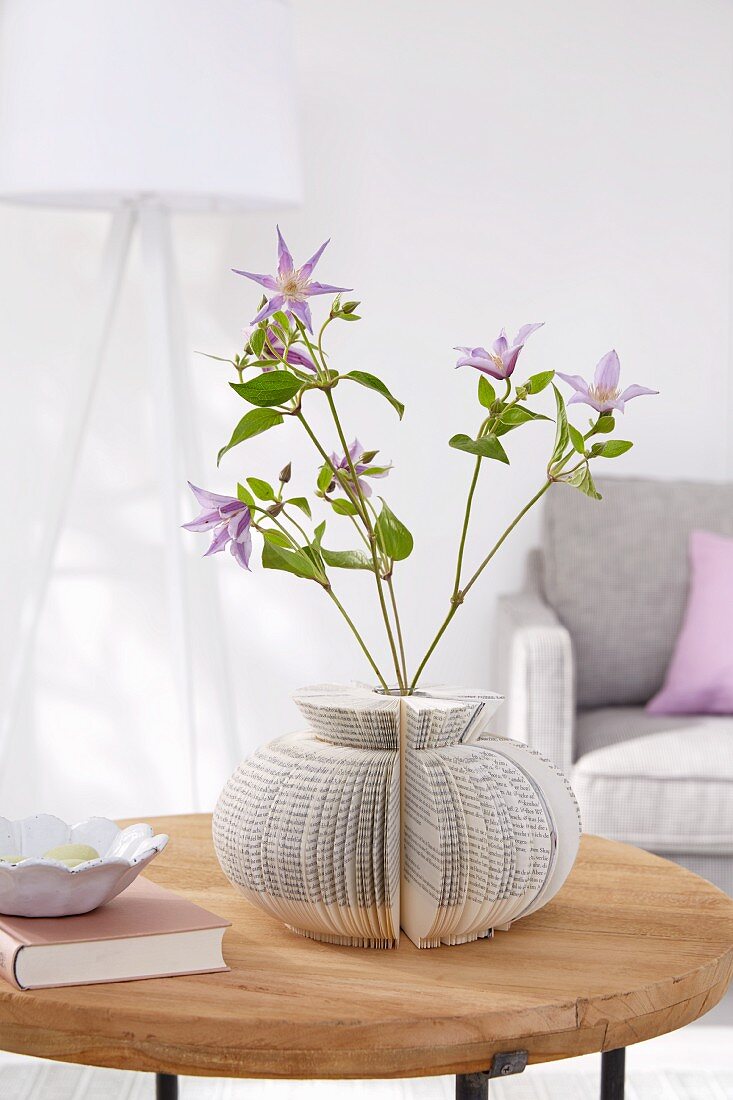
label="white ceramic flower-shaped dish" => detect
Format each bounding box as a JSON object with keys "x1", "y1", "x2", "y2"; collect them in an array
[{"x1": 0, "y1": 815, "x2": 169, "y2": 918}]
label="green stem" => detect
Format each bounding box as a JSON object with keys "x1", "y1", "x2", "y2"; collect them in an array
[
  {"x1": 346, "y1": 512, "x2": 371, "y2": 549},
  {"x1": 386, "y1": 574, "x2": 408, "y2": 687},
  {"x1": 363, "y1": 497, "x2": 406, "y2": 682},
  {"x1": 261, "y1": 508, "x2": 389, "y2": 690},
  {"x1": 296, "y1": 411, "x2": 367, "y2": 521},
  {"x1": 447, "y1": 385, "x2": 524, "y2": 614},
  {"x1": 324, "y1": 391, "x2": 370, "y2": 524},
  {"x1": 462, "y1": 481, "x2": 551, "y2": 596},
  {"x1": 453, "y1": 456, "x2": 482, "y2": 595},
  {"x1": 296, "y1": 405, "x2": 404, "y2": 689},
  {"x1": 316, "y1": 316, "x2": 335, "y2": 373},
  {"x1": 295, "y1": 319, "x2": 327, "y2": 382},
  {"x1": 296, "y1": 410, "x2": 333, "y2": 466},
  {"x1": 258, "y1": 511, "x2": 304, "y2": 553},
  {"x1": 449, "y1": 408, "x2": 499, "y2": 598},
  {"x1": 280, "y1": 506, "x2": 311, "y2": 545},
  {"x1": 324, "y1": 388, "x2": 406, "y2": 691},
  {"x1": 326, "y1": 590, "x2": 390, "y2": 691},
  {"x1": 409, "y1": 479, "x2": 552, "y2": 691}
]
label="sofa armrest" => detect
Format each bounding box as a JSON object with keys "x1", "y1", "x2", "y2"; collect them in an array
[{"x1": 491, "y1": 589, "x2": 575, "y2": 773}]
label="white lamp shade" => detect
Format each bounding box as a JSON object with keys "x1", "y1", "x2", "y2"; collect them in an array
[{"x1": 0, "y1": 0, "x2": 302, "y2": 211}]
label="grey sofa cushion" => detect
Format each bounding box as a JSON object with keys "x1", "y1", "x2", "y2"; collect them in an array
[
  {"x1": 572, "y1": 721, "x2": 733, "y2": 853},
  {"x1": 543, "y1": 476, "x2": 733, "y2": 707},
  {"x1": 575, "y1": 705, "x2": 699, "y2": 759}
]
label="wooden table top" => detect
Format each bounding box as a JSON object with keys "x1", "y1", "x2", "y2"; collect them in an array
[{"x1": 0, "y1": 814, "x2": 731, "y2": 1081}]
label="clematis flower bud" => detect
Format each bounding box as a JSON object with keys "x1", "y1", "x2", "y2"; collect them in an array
[{"x1": 279, "y1": 462, "x2": 292, "y2": 484}]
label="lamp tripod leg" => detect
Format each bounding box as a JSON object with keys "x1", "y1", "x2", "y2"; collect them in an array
[
  {"x1": 151, "y1": 210, "x2": 241, "y2": 783},
  {"x1": 0, "y1": 205, "x2": 136, "y2": 777},
  {"x1": 140, "y1": 203, "x2": 200, "y2": 810}
]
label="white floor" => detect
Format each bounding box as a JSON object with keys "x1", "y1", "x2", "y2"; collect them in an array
[{"x1": 1, "y1": 988, "x2": 730, "y2": 1098}]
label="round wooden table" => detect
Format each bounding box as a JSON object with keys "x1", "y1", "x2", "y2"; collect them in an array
[{"x1": 0, "y1": 815, "x2": 731, "y2": 1100}]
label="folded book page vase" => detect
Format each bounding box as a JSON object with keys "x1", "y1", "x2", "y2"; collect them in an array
[{"x1": 213, "y1": 684, "x2": 581, "y2": 948}]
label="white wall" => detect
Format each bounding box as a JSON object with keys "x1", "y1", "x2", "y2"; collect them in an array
[{"x1": 1, "y1": 0, "x2": 731, "y2": 820}]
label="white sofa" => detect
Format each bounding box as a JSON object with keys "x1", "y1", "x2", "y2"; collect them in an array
[{"x1": 493, "y1": 476, "x2": 733, "y2": 895}]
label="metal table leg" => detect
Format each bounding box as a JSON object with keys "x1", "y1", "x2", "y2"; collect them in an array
[
  {"x1": 153, "y1": 1048, "x2": 624, "y2": 1099},
  {"x1": 456, "y1": 1072, "x2": 489, "y2": 1099},
  {"x1": 156, "y1": 1073, "x2": 178, "y2": 1099},
  {"x1": 456, "y1": 1051, "x2": 529, "y2": 1098},
  {"x1": 601, "y1": 1048, "x2": 625, "y2": 1100},
  {"x1": 456, "y1": 1047, "x2": 625, "y2": 1100}
]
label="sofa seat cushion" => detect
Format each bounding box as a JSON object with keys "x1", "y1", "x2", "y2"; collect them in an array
[
  {"x1": 575, "y1": 705, "x2": 696, "y2": 758},
  {"x1": 572, "y1": 721, "x2": 733, "y2": 854}
]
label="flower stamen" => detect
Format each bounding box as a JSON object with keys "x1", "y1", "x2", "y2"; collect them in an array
[
  {"x1": 588, "y1": 384, "x2": 620, "y2": 406},
  {"x1": 278, "y1": 271, "x2": 309, "y2": 301}
]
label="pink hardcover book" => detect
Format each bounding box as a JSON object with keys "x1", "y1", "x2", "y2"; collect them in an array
[{"x1": 0, "y1": 877, "x2": 230, "y2": 990}]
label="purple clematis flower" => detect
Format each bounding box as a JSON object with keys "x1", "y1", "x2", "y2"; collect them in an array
[
  {"x1": 557, "y1": 350, "x2": 658, "y2": 414},
  {"x1": 455, "y1": 323, "x2": 544, "y2": 380},
  {"x1": 330, "y1": 439, "x2": 392, "y2": 499},
  {"x1": 267, "y1": 332, "x2": 316, "y2": 372},
  {"x1": 182, "y1": 483, "x2": 252, "y2": 570},
  {"x1": 244, "y1": 325, "x2": 317, "y2": 373},
  {"x1": 233, "y1": 226, "x2": 351, "y2": 334}
]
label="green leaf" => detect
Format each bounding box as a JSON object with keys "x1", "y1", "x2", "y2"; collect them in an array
[
  {"x1": 250, "y1": 328, "x2": 266, "y2": 358},
  {"x1": 568, "y1": 424, "x2": 586, "y2": 455},
  {"x1": 286, "y1": 496, "x2": 312, "y2": 518},
  {"x1": 307, "y1": 521, "x2": 326, "y2": 568},
  {"x1": 217, "y1": 408, "x2": 284, "y2": 465},
  {"x1": 331, "y1": 498, "x2": 359, "y2": 516},
  {"x1": 272, "y1": 310, "x2": 290, "y2": 332},
  {"x1": 343, "y1": 371, "x2": 405, "y2": 419},
  {"x1": 237, "y1": 482, "x2": 255, "y2": 507},
  {"x1": 317, "y1": 463, "x2": 335, "y2": 493},
  {"x1": 320, "y1": 546, "x2": 374, "y2": 570},
  {"x1": 559, "y1": 464, "x2": 602, "y2": 500},
  {"x1": 375, "y1": 499, "x2": 414, "y2": 561},
  {"x1": 478, "y1": 375, "x2": 496, "y2": 409},
  {"x1": 500, "y1": 406, "x2": 551, "y2": 427},
  {"x1": 246, "y1": 476, "x2": 275, "y2": 501},
  {"x1": 302, "y1": 542, "x2": 325, "y2": 572},
  {"x1": 261, "y1": 538, "x2": 322, "y2": 580},
  {"x1": 593, "y1": 414, "x2": 615, "y2": 435},
  {"x1": 527, "y1": 370, "x2": 554, "y2": 394},
  {"x1": 591, "y1": 439, "x2": 633, "y2": 458},
  {"x1": 550, "y1": 384, "x2": 569, "y2": 466},
  {"x1": 261, "y1": 528, "x2": 291, "y2": 548},
  {"x1": 339, "y1": 312, "x2": 361, "y2": 322},
  {"x1": 449, "y1": 433, "x2": 510, "y2": 464},
  {"x1": 492, "y1": 419, "x2": 514, "y2": 438},
  {"x1": 230, "y1": 371, "x2": 302, "y2": 408}
]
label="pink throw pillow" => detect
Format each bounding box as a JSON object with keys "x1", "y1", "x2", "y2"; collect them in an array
[{"x1": 647, "y1": 530, "x2": 733, "y2": 715}]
